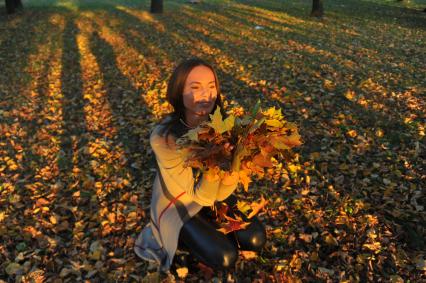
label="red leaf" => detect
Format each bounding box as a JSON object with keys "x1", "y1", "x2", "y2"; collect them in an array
[{"x1": 217, "y1": 215, "x2": 250, "y2": 234}]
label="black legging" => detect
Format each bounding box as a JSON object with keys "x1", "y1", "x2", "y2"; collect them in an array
[{"x1": 177, "y1": 195, "x2": 266, "y2": 270}]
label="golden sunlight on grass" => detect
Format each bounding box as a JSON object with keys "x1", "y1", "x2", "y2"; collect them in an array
[
  {"x1": 1, "y1": 0, "x2": 424, "y2": 281},
  {"x1": 115, "y1": 5, "x2": 165, "y2": 32}
]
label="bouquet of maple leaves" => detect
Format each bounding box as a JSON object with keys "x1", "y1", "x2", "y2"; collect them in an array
[{"x1": 176, "y1": 100, "x2": 302, "y2": 234}]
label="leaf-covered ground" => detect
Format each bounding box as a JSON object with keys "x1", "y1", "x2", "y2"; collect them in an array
[{"x1": 0, "y1": 0, "x2": 425, "y2": 281}]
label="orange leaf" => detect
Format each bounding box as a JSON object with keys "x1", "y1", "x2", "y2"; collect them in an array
[
  {"x1": 253, "y1": 153, "x2": 273, "y2": 167},
  {"x1": 176, "y1": 267, "x2": 188, "y2": 279},
  {"x1": 217, "y1": 215, "x2": 250, "y2": 234},
  {"x1": 260, "y1": 143, "x2": 275, "y2": 156},
  {"x1": 271, "y1": 132, "x2": 302, "y2": 149},
  {"x1": 240, "y1": 250, "x2": 257, "y2": 260},
  {"x1": 247, "y1": 196, "x2": 268, "y2": 219},
  {"x1": 238, "y1": 169, "x2": 252, "y2": 192}
]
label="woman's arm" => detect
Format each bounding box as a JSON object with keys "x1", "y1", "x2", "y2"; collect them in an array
[
  {"x1": 216, "y1": 143, "x2": 247, "y2": 201},
  {"x1": 216, "y1": 171, "x2": 239, "y2": 201},
  {"x1": 150, "y1": 128, "x2": 221, "y2": 206}
]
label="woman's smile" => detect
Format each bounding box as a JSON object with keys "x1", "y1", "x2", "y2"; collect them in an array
[{"x1": 197, "y1": 101, "x2": 213, "y2": 107}]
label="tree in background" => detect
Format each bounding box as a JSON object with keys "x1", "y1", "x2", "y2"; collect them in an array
[
  {"x1": 311, "y1": 0, "x2": 324, "y2": 17},
  {"x1": 150, "y1": 0, "x2": 163, "y2": 13},
  {"x1": 5, "y1": 0, "x2": 23, "y2": 14}
]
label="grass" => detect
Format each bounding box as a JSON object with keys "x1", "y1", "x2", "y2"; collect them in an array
[{"x1": 0, "y1": 0, "x2": 425, "y2": 281}]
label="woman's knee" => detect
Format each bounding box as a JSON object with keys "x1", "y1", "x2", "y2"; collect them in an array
[
  {"x1": 236, "y1": 219, "x2": 267, "y2": 251},
  {"x1": 247, "y1": 227, "x2": 266, "y2": 251},
  {"x1": 218, "y1": 245, "x2": 238, "y2": 269}
]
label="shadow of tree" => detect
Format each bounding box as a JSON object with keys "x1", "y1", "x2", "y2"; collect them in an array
[
  {"x1": 0, "y1": 0, "x2": 424, "y2": 280},
  {"x1": 232, "y1": 0, "x2": 426, "y2": 30}
]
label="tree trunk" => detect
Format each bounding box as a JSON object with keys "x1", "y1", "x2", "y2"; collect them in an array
[
  {"x1": 150, "y1": 0, "x2": 163, "y2": 13},
  {"x1": 6, "y1": 0, "x2": 15, "y2": 14},
  {"x1": 311, "y1": 0, "x2": 324, "y2": 17},
  {"x1": 15, "y1": 0, "x2": 23, "y2": 9}
]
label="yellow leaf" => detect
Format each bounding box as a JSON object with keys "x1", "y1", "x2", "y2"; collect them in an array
[
  {"x1": 176, "y1": 267, "x2": 188, "y2": 279},
  {"x1": 288, "y1": 164, "x2": 300, "y2": 173},
  {"x1": 263, "y1": 107, "x2": 283, "y2": 120},
  {"x1": 265, "y1": 119, "x2": 283, "y2": 128},
  {"x1": 208, "y1": 107, "x2": 235, "y2": 134},
  {"x1": 290, "y1": 254, "x2": 302, "y2": 271},
  {"x1": 237, "y1": 200, "x2": 251, "y2": 214},
  {"x1": 323, "y1": 79, "x2": 336, "y2": 91},
  {"x1": 324, "y1": 234, "x2": 338, "y2": 246},
  {"x1": 50, "y1": 215, "x2": 58, "y2": 225},
  {"x1": 347, "y1": 130, "x2": 357, "y2": 138},
  {"x1": 363, "y1": 241, "x2": 381, "y2": 252},
  {"x1": 247, "y1": 196, "x2": 268, "y2": 219},
  {"x1": 0, "y1": 212, "x2": 5, "y2": 222},
  {"x1": 375, "y1": 128, "x2": 384, "y2": 137},
  {"x1": 345, "y1": 89, "x2": 356, "y2": 101}
]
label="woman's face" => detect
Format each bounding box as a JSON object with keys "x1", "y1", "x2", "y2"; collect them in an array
[{"x1": 182, "y1": 65, "x2": 218, "y2": 119}]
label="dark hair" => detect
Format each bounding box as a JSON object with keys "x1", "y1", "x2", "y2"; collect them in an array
[{"x1": 159, "y1": 58, "x2": 224, "y2": 141}]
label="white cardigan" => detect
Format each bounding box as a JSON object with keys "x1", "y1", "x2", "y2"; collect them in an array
[{"x1": 134, "y1": 122, "x2": 239, "y2": 271}]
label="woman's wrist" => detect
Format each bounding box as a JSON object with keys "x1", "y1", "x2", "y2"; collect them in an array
[{"x1": 221, "y1": 171, "x2": 239, "y2": 186}]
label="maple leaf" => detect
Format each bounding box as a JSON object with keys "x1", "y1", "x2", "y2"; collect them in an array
[
  {"x1": 247, "y1": 196, "x2": 268, "y2": 219},
  {"x1": 217, "y1": 215, "x2": 250, "y2": 234},
  {"x1": 253, "y1": 153, "x2": 274, "y2": 167},
  {"x1": 265, "y1": 119, "x2": 284, "y2": 128},
  {"x1": 270, "y1": 132, "x2": 302, "y2": 149},
  {"x1": 260, "y1": 143, "x2": 275, "y2": 156},
  {"x1": 240, "y1": 250, "x2": 257, "y2": 260},
  {"x1": 238, "y1": 169, "x2": 252, "y2": 192},
  {"x1": 208, "y1": 107, "x2": 235, "y2": 134},
  {"x1": 176, "y1": 267, "x2": 188, "y2": 279},
  {"x1": 237, "y1": 200, "x2": 251, "y2": 214},
  {"x1": 263, "y1": 106, "x2": 283, "y2": 120}
]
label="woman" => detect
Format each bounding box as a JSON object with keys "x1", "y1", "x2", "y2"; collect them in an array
[{"x1": 134, "y1": 58, "x2": 266, "y2": 273}]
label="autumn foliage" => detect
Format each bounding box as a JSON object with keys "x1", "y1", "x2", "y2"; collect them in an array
[
  {"x1": 175, "y1": 101, "x2": 302, "y2": 234},
  {"x1": 1, "y1": 0, "x2": 425, "y2": 281},
  {"x1": 177, "y1": 100, "x2": 302, "y2": 191}
]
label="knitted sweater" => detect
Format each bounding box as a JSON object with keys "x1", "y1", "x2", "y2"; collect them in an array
[{"x1": 134, "y1": 120, "x2": 239, "y2": 271}]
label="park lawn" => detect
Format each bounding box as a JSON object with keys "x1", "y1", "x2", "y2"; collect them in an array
[{"x1": 0, "y1": 0, "x2": 425, "y2": 281}]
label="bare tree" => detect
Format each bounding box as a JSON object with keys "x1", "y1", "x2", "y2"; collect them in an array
[
  {"x1": 150, "y1": 0, "x2": 163, "y2": 13},
  {"x1": 5, "y1": 0, "x2": 23, "y2": 14},
  {"x1": 311, "y1": 0, "x2": 324, "y2": 17}
]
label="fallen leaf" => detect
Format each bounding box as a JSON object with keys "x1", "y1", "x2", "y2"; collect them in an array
[
  {"x1": 176, "y1": 267, "x2": 188, "y2": 279},
  {"x1": 6, "y1": 262, "x2": 22, "y2": 276},
  {"x1": 240, "y1": 250, "x2": 257, "y2": 260}
]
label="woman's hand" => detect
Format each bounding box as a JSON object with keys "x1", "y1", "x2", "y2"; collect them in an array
[{"x1": 221, "y1": 171, "x2": 239, "y2": 186}]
